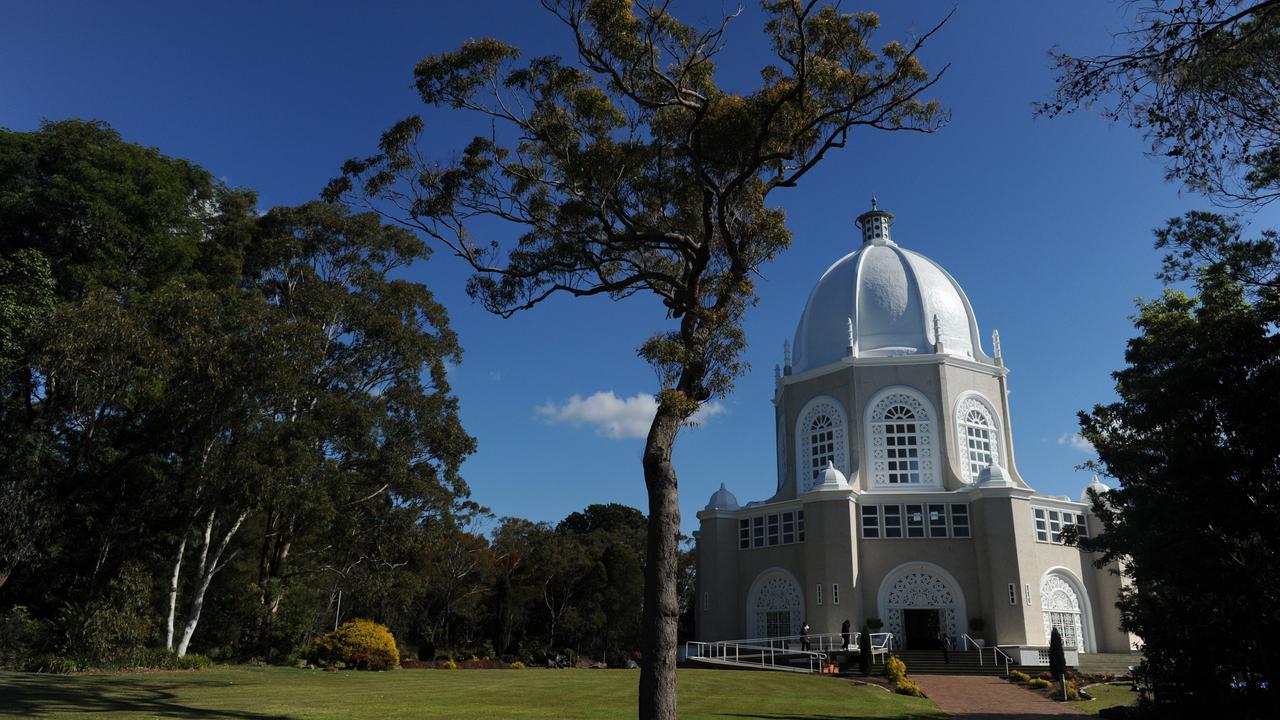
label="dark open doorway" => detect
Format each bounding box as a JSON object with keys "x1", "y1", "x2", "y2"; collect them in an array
[{"x1": 903, "y1": 609, "x2": 941, "y2": 650}]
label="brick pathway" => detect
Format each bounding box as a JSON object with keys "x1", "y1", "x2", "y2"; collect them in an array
[{"x1": 912, "y1": 675, "x2": 1086, "y2": 718}]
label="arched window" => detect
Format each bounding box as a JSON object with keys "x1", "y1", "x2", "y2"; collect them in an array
[
  {"x1": 1041, "y1": 571, "x2": 1091, "y2": 652},
  {"x1": 795, "y1": 397, "x2": 848, "y2": 493},
  {"x1": 867, "y1": 389, "x2": 938, "y2": 488},
  {"x1": 955, "y1": 395, "x2": 1000, "y2": 483}
]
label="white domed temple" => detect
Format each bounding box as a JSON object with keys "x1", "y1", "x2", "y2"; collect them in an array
[{"x1": 693, "y1": 202, "x2": 1134, "y2": 665}]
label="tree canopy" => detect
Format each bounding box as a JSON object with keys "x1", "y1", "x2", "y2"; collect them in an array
[
  {"x1": 327, "y1": 3, "x2": 948, "y2": 715},
  {"x1": 1041, "y1": 0, "x2": 1280, "y2": 206}
]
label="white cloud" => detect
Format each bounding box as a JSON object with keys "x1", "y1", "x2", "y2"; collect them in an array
[
  {"x1": 537, "y1": 391, "x2": 726, "y2": 439},
  {"x1": 1057, "y1": 432, "x2": 1095, "y2": 454}
]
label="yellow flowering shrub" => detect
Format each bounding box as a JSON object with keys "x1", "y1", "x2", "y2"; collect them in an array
[{"x1": 309, "y1": 619, "x2": 399, "y2": 671}]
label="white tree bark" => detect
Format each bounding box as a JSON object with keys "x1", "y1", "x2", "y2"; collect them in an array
[
  {"x1": 164, "y1": 531, "x2": 188, "y2": 651},
  {"x1": 176, "y1": 508, "x2": 247, "y2": 657}
]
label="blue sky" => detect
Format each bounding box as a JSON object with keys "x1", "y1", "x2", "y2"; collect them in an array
[{"x1": 6, "y1": 1, "x2": 1277, "y2": 534}]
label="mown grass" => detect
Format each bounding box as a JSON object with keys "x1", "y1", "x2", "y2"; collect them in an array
[
  {"x1": 0, "y1": 666, "x2": 946, "y2": 719},
  {"x1": 1071, "y1": 681, "x2": 1142, "y2": 715}
]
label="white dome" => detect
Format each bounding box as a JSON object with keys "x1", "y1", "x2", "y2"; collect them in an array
[
  {"x1": 977, "y1": 463, "x2": 1014, "y2": 488},
  {"x1": 704, "y1": 483, "x2": 740, "y2": 510},
  {"x1": 791, "y1": 204, "x2": 991, "y2": 374},
  {"x1": 1079, "y1": 476, "x2": 1112, "y2": 504},
  {"x1": 808, "y1": 461, "x2": 852, "y2": 492}
]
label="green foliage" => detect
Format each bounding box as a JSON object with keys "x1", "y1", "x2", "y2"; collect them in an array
[
  {"x1": 310, "y1": 619, "x2": 401, "y2": 671},
  {"x1": 0, "y1": 606, "x2": 50, "y2": 670},
  {"x1": 885, "y1": 654, "x2": 907, "y2": 683},
  {"x1": 1048, "y1": 628, "x2": 1066, "y2": 679},
  {"x1": 893, "y1": 677, "x2": 924, "y2": 697},
  {"x1": 1078, "y1": 211, "x2": 1280, "y2": 715},
  {"x1": 59, "y1": 563, "x2": 155, "y2": 668}
]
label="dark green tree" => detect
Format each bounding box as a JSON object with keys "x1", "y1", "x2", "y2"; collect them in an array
[
  {"x1": 327, "y1": 3, "x2": 948, "y2": 714},
  {"x1": 1078, "y1": 213, "x2": 1280, "y2": 716},
  {"x1": 1048, "y1": 627, "x2": 1065, "y2": 682}
]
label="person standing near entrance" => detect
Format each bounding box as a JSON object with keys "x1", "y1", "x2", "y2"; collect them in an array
[
  {"x1": 840, "y1": 619, "x2": 851, "y2": 650},
  {"x1": 801, "y1": 622, "x2": 812, "y2": 651},
  {"x1": 937, "y1": 629, "x2": 950, "y2": 663}
]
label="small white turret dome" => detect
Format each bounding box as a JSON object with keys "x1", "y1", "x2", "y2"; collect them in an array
[
  {"x1": 705, "y1": 483, "x2": 740, "y2": 510},
  {"x1": 978, "y1": 463, "x2": 1014, "y2": 488},
  {"x1": 790, "y1": 201, "x2": 992, "y2": 374},
  {"x1": 1079, "y1": 475, "x2": 1112, "y2": 504},
  {"x1": 809, "y1": 461, "x2": 851, "y2": 491}
]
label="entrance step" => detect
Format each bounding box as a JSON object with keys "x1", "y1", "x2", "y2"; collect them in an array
[{"x1": 886, "y1": 650, "x2": 1012, "y2": 676}]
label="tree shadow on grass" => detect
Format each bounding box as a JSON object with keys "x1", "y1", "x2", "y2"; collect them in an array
[
  {"x1": 0, "y1": 673, "x2": 292, "y2": 719},
  {"x1": 718, "y1": 715, "x2": 1077, "y2": 720}
]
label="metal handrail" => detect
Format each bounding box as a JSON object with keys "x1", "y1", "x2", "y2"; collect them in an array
[
  {"x1": 960, "y1": 633, "x2": 983, "y2": 663},
  {"x1": 990, "y1": 645, "x2": 1013, "y2": 675}
]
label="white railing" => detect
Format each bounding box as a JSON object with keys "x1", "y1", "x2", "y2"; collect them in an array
[
  {"x1": 684, "y1": 640, "x2": 828, "y2": 673},
  {"x1": 961, "y1": 633, "x2": 983, "y2": 655},
  {"x1": 685, "y1": 632, "x2": 895, "y2": 674},
  {"x1": 990, "y1": 645, "x2": 1014, "y2": 675}
]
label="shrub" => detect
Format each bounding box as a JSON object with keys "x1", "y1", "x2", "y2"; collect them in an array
[
  {"x1": 443, "y1": 659, "x2": 458, "y2": 670},
  {"x1": 29, "y1": 654, "x2": 80, "y2": 674},
  {"x1": 894, "y1": 678, "x2": 924, "y2": 697},
  {"x1": 308, "y1": 619, "x2": 399, "y2": 671},
  {"x1": 1060, "y1": 679, "x2": 1080, "y2": 701},
  {"x1": 0, "y1": 606, "x2": 50, "y2": 670},
  {"x1": 1010, "y1": 670, "x2": 1031, "y2": 683},
  {"x1": 1028, "y1": 678, "x2": 1052, "y2": 689},
  {"x1": 885, "y1": 654, "x2": 907, "y2": 683},
  {"x1": 1048, "y1": 627, "x2": 1066, "y2": 680},
  {"x1": 510, "y1": 660, "x2": 525, "y2": 669},
  {"x1": 866, "y1": 618, "x2": 884, "y2": 631},
  {"x1": 858, "y1": 622, "x2": 872, "y2": 676}
]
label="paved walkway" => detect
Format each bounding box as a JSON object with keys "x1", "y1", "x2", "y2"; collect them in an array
[{"x1": 913, "y1": 675, "x2": 1086, "y2": 718}]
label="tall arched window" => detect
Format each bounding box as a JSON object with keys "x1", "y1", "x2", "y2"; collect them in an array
[
  {"x1": 796, "y1": 397, "x2": 848, "y2": 492},
  {"x1": 955, "y1": 395, "x2": 1001, "y2": 482},
  {"x1": 867, "y1": 389, "x2": 939, "y2": 488}
]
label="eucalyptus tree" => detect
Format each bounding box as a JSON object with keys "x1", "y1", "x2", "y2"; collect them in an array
[{"x1": 327, "y1": 1, "x2": 948, "y2": 715}]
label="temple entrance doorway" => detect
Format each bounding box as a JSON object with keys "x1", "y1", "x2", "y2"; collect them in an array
[{"x1": 903, "y1": 609, "x2": 942, "y2": 649}]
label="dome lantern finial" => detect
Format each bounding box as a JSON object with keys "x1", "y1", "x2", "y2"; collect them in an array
[{"x1": 856, "y1": 198, "x2": 896, "y2": 247}]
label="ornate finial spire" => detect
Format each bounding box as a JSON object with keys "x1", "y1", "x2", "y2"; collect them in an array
[
  {"x1": 932, "y1": 314, "x2": 945, "y2": 353},
  {"x1": 992, "y1": 329, "x2": 1002, "y2": 359},
  {"x1": 856, "y1": 199, "x2": 895, "y2": 246},
  {"x1": 782, "y1": 340, "x2": 792, "y2": 369},
  {"x1": 774, "y1": 363, "x2": 781, "y2": 380},
  {"x1": 846, "y1": 316, "x2": 857, "y2": 358}
]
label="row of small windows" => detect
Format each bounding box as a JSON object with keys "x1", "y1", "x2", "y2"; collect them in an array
[
  {"x1": 738, "y1": 510, "x2": 806, "y2": 549},
  {"x1": 816, "y1": 583, "x2": 839, "y2": 605},
  {"x1": 860, "y1": 503, "x2": 970, "y2": 539},
  {"x1": 1034, "y1": 507, "x2": 1087, "y2": 544}
]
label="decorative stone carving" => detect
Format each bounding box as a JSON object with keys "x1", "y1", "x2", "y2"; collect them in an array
[
  {"x1": 796, "y1": 397, "x2": 848, "y2": 492},
  {"x1": 883, "y1": 570, "x2": 959, "y2": 641},
  {"x1": 955, "y1": 395, "x2": 1001, "y2": 483},
  {"x1": 751, "y1": 573, "x2": 803, "y2": 638},
  {"x1": 868, "y1": 391, "x2": 937, "y2": 487},
  {"x1": 1041, "y1": 573, "x2": 1085, "y2": 650}
]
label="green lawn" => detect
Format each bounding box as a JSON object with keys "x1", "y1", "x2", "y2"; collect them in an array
[
  {"x1": 1070, "y1": 681, "x2": 1141, "y2": 716},
  {"x1": 0, "y1": 666, "x2": 945, "y2": 720}
]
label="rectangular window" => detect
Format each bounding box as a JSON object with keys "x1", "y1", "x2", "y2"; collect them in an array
[
  {"x1": 906, "y1": 503, "x2": 925, "y2": 538},
  {"x1": 798, "y1": 510, "x2": 806, "y2": 542},
  {"x1": 1008, "y1": 583, "x2": 1018, "y2": 605},
  {"x1": 1075, "y1": 513, "x2": 1088, "y2": 539},
  {"x1": 702, "y1": 591, "x2": 710, "y2": 611},
  {"x1": 860, "y1": 505, "x2": 880, "y2": 538},
  {"x1": 950, "y1": 504, "x2": 970, "y2": 538},
  {"x1": 1049, "y1": 510, "x2": 1063, "y2": 543},
  {"x1": 816, "y1": 583, "x2": 823, "y2": 605},
  {"x1": 883, "y1": 504, "x2": 902, "y2": 538},
  {"x1": 752, "y1": 516, "x2": 765, "y2": 548},
  {"x1": 781, "y1": 511, "x2": 795, "y2": 544},
  {"x1": 739, "y1": 518, "x2": 750, "y2": 549},
  {"x1": 928, "y1": 503, "x2": 948, "y2": 538},
  {"x1": 1034, "y1": 508, "x2": 1048, "y2": 542},
  {"x1": 765, "y1": 611, "x2": 790, "y2": 638},
  {"x1": 767, "y1": 514, "x2": 780, "y2": 546},
  {"x1": 832, "y1": 583, "x2": 840, "y2": 605}
]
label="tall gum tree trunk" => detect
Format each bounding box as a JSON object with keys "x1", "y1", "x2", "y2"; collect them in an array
[
  {"x1": 176, "y1": 508, "x2": 247, "y2": 657},
  {"x1": 164, "y1": 532, "x2": 187, "y2": 650},
  {"x1": 639, "y1": 406, "x2": 682, "y2": 720}
]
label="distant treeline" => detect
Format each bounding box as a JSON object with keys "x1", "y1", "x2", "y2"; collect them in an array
[{"x1": 0, "y1": 121, "x2": 688, "y2": 670}]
